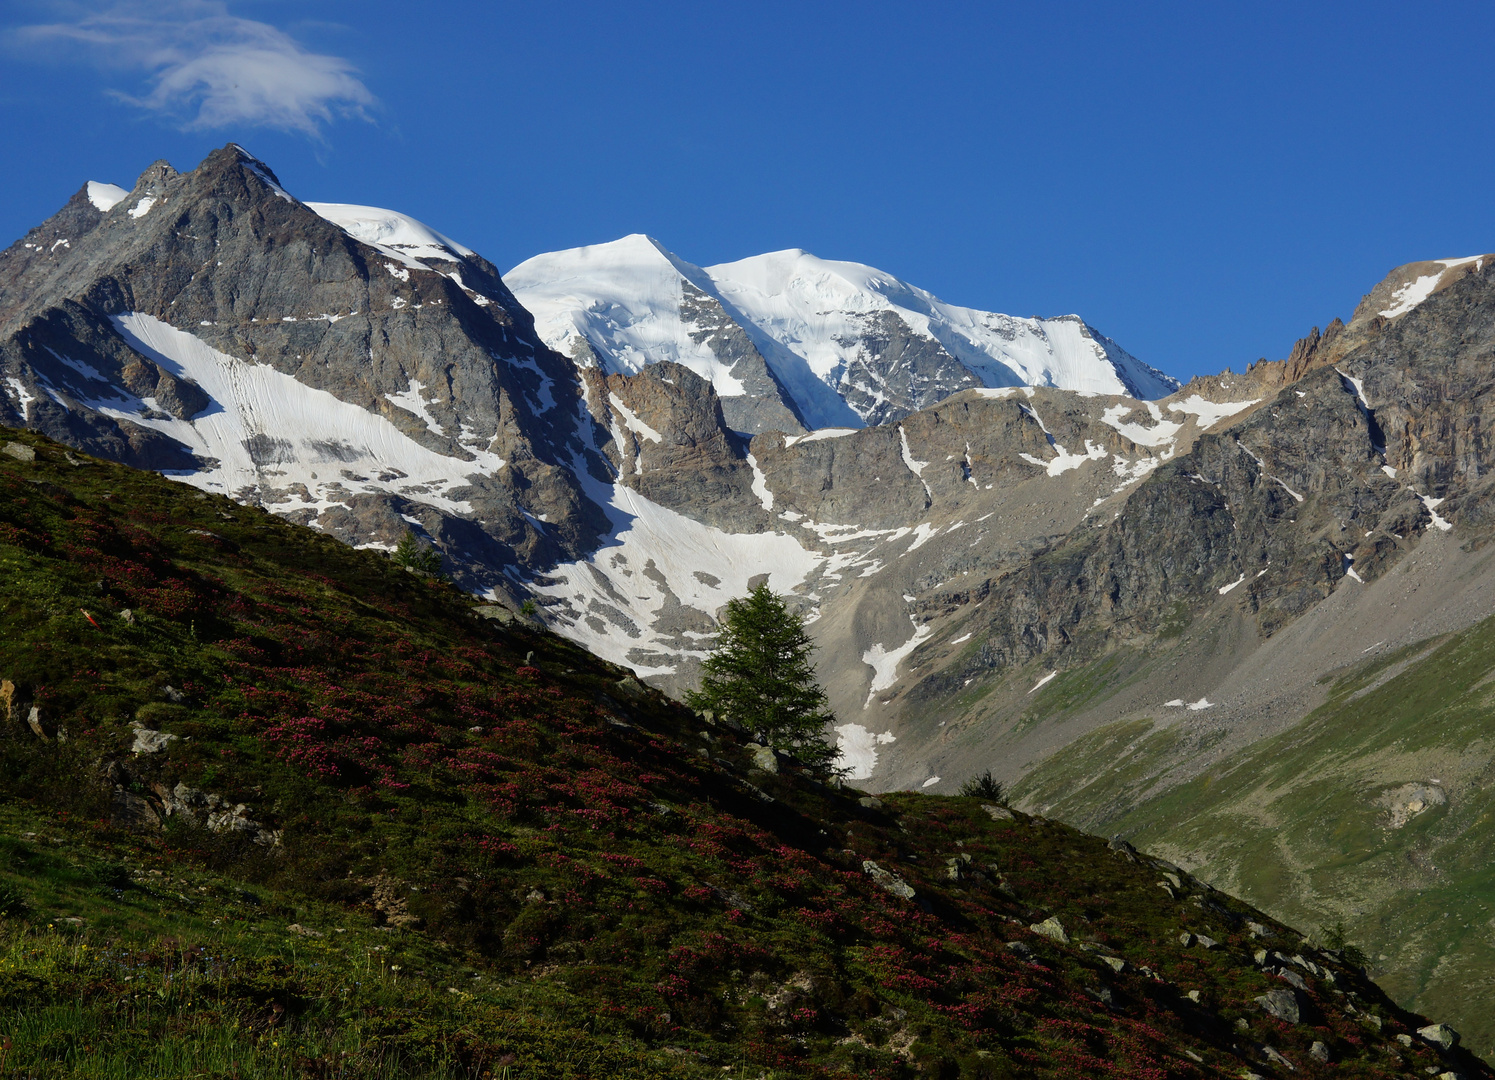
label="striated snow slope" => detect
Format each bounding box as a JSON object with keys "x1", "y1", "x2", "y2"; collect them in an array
[
  {"x1": 508, "y1": 236, "x2": 1179, "y2": 431},
  {"x1": 706, "y1": 248, "x2": 1177, "y2": 401},
  {"x1": 305, "y1": 203, "x2": 476, "y2": 270}
]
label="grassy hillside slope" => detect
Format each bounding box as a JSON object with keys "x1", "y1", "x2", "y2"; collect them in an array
[
  {"x1": 1013, "y1": 615, "x2": 1495, "y2": 1059},
  {"x1": 0, "y1": 426, "x2": 1484, "y2": 1079}
]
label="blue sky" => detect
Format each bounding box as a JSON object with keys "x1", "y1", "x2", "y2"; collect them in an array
[{"x1": 2, "y1": 0, "x2": 1492, "y2": 382}]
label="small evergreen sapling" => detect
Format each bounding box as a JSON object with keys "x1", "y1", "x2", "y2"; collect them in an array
[
  {"x1": 959, "y1": 769, "x2": 1006, "y2": 803},
  {"x1": 392, "y1": 531, "x2": 443, "y2": 575},
  {"x1": 686, "y1": 583, "x2": 839, "y2": 771}
]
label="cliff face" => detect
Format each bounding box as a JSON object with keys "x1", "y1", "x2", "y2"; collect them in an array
[{"x1": 900, "y1": 260, "x2": 1495, "y2": 693}]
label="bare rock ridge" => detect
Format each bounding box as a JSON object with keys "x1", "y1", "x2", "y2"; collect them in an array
[
  {"x1": 0, "y1": 144, "x2": 607, "y2": 585},
  {"x1": 913, "y1": 254, "x2": 1495, "y2": 694}
]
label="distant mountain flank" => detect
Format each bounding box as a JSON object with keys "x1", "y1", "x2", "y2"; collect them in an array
[{"x1": 506, "y1": 234, "x2": 1179, "y2": 432}]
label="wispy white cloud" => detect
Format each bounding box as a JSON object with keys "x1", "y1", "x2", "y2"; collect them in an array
[{"x1": 13, "y1": 1, "x2": 376, "y2": 137}]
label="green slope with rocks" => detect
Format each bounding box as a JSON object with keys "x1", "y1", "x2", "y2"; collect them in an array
[
  {"x1": 0, "y1": 424, "x2": 1488, "y2": 1078},
  {"x1": 1011, "y1": 612, "x2": 1495, "y2": 1061}
]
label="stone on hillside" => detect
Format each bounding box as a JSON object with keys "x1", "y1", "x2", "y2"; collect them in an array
[
  {"x1": 154, "y1": 781, "x2": 207, "y2": 819},
  {"x1": 1254, "y1": 987, "x2": 1300, "y2": 1023},
  {"x1": 1004, "y1": 940, "x2": 1033, "y2": 958},
  {"x1": 1030, "y1": 916, "x2": 1069, "y2": 944},
  {"x1": 1260, "y1": 1046, "x2": 1295, "y2": 1070},
  {"x1": 982, "y1": 803, "x2": 1014, "y2": 821},
  {"x1": 1380, "y1": 781, "x2": 1447, "y2": 828},
  {"x1": 367, "y1": 875, "x2": 421, "y2": 928},
  {"x1": 0, "y1": 679, "x2": 19, "y2": 722},
  {"x1": 119, "y1": 608, "x2": 135, "y2": 625},
  {"x1": 1418, "y1": 1023, "x2": 1460, "y2": 1051},
  {"x1": 27, "y1": 706, "x2": 49, "y2": 741},
  {"x1": 1309, "y1": 1041, "x2": 1331, "y2": 1063},
  {"x1": 287, "y1": 923, "x2": 324, "y2": 938},
  {"x1": 1102, "y1": 956, "x2": 1126, "y2": 973},
  {"x1": 1178, "y1": 932, "x2": 1194, "y2": 946},
  {"x1": 111, "y1": 787, "x2": 161, "y2": 831},
  {"x1": 131, "y1": 723, "x2": 178, "y2": 754},
  {"x1": 750, "y1": 744, "x2": 778, "y2": 773},
  {"x1": 162, "y1": 685, "x2": 185, "y2": 703},
  {"x1": 1196, "y1": 935, "x2": 1219, "y2": 949},
  {"x1": 474, "y1": 604, "x2": 517, "y2": 624},
  {"x1": 1292, "y1": 954, "x2": 1323, "y2": 977},
  {"x1": 1107, "y1": 836, "x2": 1139, "y2": 862},
  {"x1": 862, "y1": 860, "x2": 915, "y2": 900},
  {"x1": 1247, "y1": 920, "x2": 1270, "y2": 938},
  {"x1": 3, "y1": 441, "x2": 35, "y2": 461},
  {"x1": 1277, "y1": 969, "x2": 1309, "y2": 992},
  {"x1": 615, "y1": 676, "x2": 645, "y2": 699},
  {"x1": 858, "y1": 796, "x2": 884, "y2": 811}
]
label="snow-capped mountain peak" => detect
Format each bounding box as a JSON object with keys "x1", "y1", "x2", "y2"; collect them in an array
[
  {"x1": 508, "y1": 237, "x2": 1179, "y2": 433},
  {"x1": 507, "y1": 235, "x2": 821, "y2": 433}
]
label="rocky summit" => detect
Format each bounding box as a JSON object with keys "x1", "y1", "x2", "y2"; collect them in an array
[{"x1": 4, "y1": 144, "x2": 1495, "y2": 1063}]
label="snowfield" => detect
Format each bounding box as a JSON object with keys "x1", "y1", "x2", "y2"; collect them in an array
[
  {"x1": 91, "y1": 314, "x2": 505, "y2": 519},
  {"x1": 508, "y1": 235, "x2": 1180, "y2": 431}
]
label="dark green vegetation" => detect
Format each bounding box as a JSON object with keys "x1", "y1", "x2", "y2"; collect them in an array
[
  {"x1": 391, "y1": 531, "x2": 444, "y2": 577},
  {"x1": 0, "y1": 427, "x2": 1487, "y2": 1079},
  {"x1": 685, "y1": 583, "x2": 836, "y2": 770},
  {"x1": 1012, "y1": 615, "x2": 1495, "y2": 1059}
]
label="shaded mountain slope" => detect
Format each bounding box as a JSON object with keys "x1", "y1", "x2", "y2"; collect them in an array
[
  {"x1": 856, "y1": 259, "x2": 1495, "y2": 1056},
  {"x1": 0, "y1": 426, "x2": 1481, "y2": 1078}
]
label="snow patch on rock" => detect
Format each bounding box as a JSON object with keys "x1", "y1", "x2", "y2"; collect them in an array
[
  {"x1": 863, "y1": 617, "x2": 934, "y2": 706},
  {"x1": 105, "y1": 314, "x2": 504, "y2": 520},
  {"x1": 86, "y1": 181, "x2": 129, "y2": 212},
  {"x1": 833, "y1": 724, "x2": 897, "y2": 781}
]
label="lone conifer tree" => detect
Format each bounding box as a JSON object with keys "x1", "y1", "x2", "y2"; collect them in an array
[{"x1": 686, "y1": 583, "x2": 838, "y2": 770}]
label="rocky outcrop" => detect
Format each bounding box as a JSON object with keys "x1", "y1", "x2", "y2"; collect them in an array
[
  {"x1": 676, "y1": 281, "x2": 808, "y2": 435},
  {"x1": 833, "y1": 309, "x2": 982, "y2": 425},
  {"x1": 590, "y1": 361, "x2": 770, "y2": 532}
]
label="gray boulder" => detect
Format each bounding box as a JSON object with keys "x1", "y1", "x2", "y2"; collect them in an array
[
  {"x1": 1419, "y1": 1023, "x2": 1460, "y2": 1051},
  {"x1": 862, "y1": 860, "x2": 915, "y2": 900},
  {"x1": 749, "y1": 744, "x2": 778, "y2": 774},
  {"x1": 1254, "y1": 987, "x2": 1300, "y2": 1024},
  {"x1": 1260, "y1": 1045, "x2": 1296, "y2": 1070},
  {"x1": 130, "y1": 723, "x2": 178, "y2": 754},
  {"x1": 1030, "y1": 916, "x2": 1070, "y2": 944}
]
